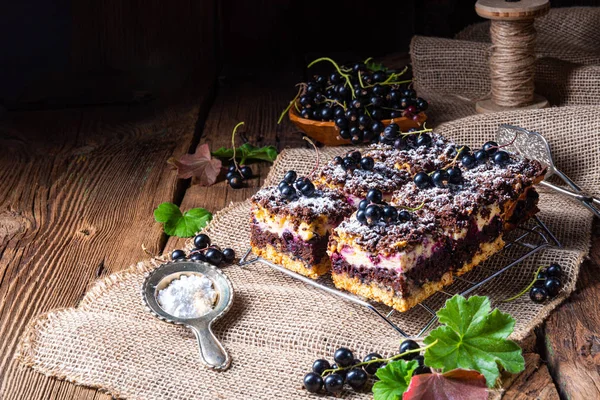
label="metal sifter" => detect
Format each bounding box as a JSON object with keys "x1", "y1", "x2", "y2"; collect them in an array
[
  {"x1": 142, "y1": 260, "x2": 234, "y2": 370},
  {"x1": 496, "y1": 124, "x2": 600, "y2": 218}
]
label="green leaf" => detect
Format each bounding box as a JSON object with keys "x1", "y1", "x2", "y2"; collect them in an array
[
  {"x1": 372, "y1": 360, "x2": 418, "y2": 400},
  {"x1": 366, "y1": 59, "x2": 387, "y2": 72},
  {"x1": 423, "y1": 295, "x2": 525, "y2": 388},
  {"x1": 153, "y1": 202, "x2": 212, "y2": 238},
  {"x1": 212, "y1": 143, "x2": 278, "y2": 164}
]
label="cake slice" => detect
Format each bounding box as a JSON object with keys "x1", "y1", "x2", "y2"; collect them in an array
[
  {"x1": 328, "y1": 151, "x2": 545, "y2": 312},
  {"x1": 250, "y1": 186, "x2": 354, "y2": 279},
  {"x1": 314, "y1": 150, "x2": 412, "y2": 206}
]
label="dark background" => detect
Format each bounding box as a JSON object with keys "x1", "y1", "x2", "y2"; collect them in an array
[{"x1": 1, "y1": 0, "x2": 598, "y2": 110}]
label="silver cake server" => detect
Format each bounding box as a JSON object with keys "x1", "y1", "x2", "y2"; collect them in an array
[
  {"x1": 496, "y1": 124, "x2": 600, "y2": 218},
  {"x1": 143, "y1": 260, "x2": 233, "y2": 370}
]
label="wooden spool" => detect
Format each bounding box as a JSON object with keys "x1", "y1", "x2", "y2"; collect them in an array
[{"x1": 475, "y1": 0, "x2": 550, "y2": 113}]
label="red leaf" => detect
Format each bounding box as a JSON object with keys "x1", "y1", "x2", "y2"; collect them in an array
[
  {"x1": 168, "y1": 143, "x2": 222, "y2": 186},
  {"x1": 403, "y1": 369, "x2": 487, "y2": 400}
]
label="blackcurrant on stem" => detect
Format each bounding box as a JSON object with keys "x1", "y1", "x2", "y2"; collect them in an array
[
  {"x1": 307, "y1": 57, "x2": 355, "y2": 99},
  {"x1": 503, "y1": 265, "x2": 546, "y2": 302},
  {"x1": 447, "y1": 145, "x2": 468, "y2": 168},
  {"x1": 320, "y1": 339, "x2": 438, "y2": 377},
  {"x1": 303, "y1": 136, "x2": 320, "y2": 179},
  {"x1": 231, "y1": 121, "x2": 245, "y2": 173},
  {"x1": 278, "y1": 83, "x2": 305, "y2": 124}
]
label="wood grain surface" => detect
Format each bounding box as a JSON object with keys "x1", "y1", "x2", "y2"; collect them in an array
[{"x1": 1, "y1": 66, "x2": 597, "y2": 399}]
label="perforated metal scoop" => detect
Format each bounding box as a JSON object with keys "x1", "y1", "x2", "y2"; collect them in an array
[
  {"x1": 496, "y1": 124, "x2": 600, "y2": 218},
  {"x1": 142, "y1": 260, "x2": 233, "y2": 370}
]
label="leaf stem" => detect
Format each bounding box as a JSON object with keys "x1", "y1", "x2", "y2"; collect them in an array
[
  {"x1": 503, "y1": 265, "x2": 546, "y2": 302},
  {"x1": 321, "y1": 339, "x2": 438, "y2": 377},
  {"x1": 231, "y1": 122, "x2": 245, "y2": 173}
]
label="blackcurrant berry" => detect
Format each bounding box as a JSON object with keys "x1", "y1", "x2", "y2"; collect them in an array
[
  {"x1": 228, "y1": 164, "x2": 237, "y2": 172},
  {"x1": 226, "y1": 171, "x2": 241, "y2": 182},
  {"x1": 222, "y1": 248, "x2": 235, "y2": 263},
  {"x1": 281, "y1": 185, "x2": 295, "y2": 199},
  {"x1": 414, "y1": 172, "x2": 433, "y2": 189},
  {"x1": 352, "y1": 63, "x2": 366, "y2": 73},
  {"x1": 190, "y1": 251, "x2": 207, "y2": 262},
  {"x1": 240, "y1": 166, "x2": 253, "y2": 179},
  {"x1": 383, "y1": 125, "x2": 398, "y2": 140},
  {"x1": 394, "y1": 137, "x2": 407, "y2": 150},
  {"x1": 383, "y1": 205, "x2": 399, "y2": 222},
  {"x1": 171, "y1": 249, "x2": 186, "y2": 260},
  {"x1": 300, "y1": 108, "x2": 312, "y2": 119},
  {"x1": 493, "y1": 150, "x2": 509, "y2": 164},
  {"x1": 339, "y1": 129, "x2": 351, "y2": 140},
  {"x1": 544, "y1": 277, "x2": 562, "y2": 297},
  {"x1": 343, "y1": 157, "x2": 357, "y2": 171},
  {"x1": 461, "y1": 154, "x2": 476, "y2": 169},
  {"x1": 334, "y1": 347, "x2": 354, "y2": 367},
  {"x1": 416, "y1": 133, "x2": 432, "y2": 147},
  {"x1": 334, "y1": 156, "x2": 344, "y2": 165},
  {"x1": 205, "y1": 248, "x2": 223, "y2": 265},
  {"x1": 358, "y1": 114, "x2": 371, "y2": 127},
  {"x1": 335, "y1": 117, "x2": 349, "y2": 129},
  {"x1": 358, "y1": 199, "x2": 369, "y2": 210},
  {"x1": 284, "y1": 170, "x2": 297, "y2": 184},
  {"x1": 399, "y1": 339, "x2": 420, "y2": 360},
  {"x1": 398, "y1": 210, "x2": 412, "y2": 222},
  {"x1": 312, "y1": 359, "x2": 331, "y2": 375},
  {"x1": 447, "y1": 167, "x2": 463, "y2": 184},
  {"x1": 362, "y1": 353, "x2": 384, "y2": 375},
  {"x1": 530, "y1": 286, "x2": 548, "y2": 303},
  {"x1": 350, "y1": 151, "x2": 362, "y2": 161},
  {"x1": 194, "y1": 234, "x2": 211, "y2": 249},
  {"x1": 371, "y1": 121, "x2": 384, "y2": 134},
  {"x1": 456, "y1": 145, "x2": 471, "y2": 157},
  {"x1": 356, "y1": 209, "x2": 367, "y2": 223},
  {"x1": 346, "y1": 368, "x2": 368, "y2": 390},
  {"x1": 365, "y1": 204, "x2": 382, "y2": 224},
  {"x1": 483, "y1": 141, "x2": 499, "y2": 154},
  {"x1": 546, "y1": 263, "x2": 562, "y2": 277},
  {"x1": 474, "y1": 150, "x2": 488, "y2": 163},
  {"x1": 416, "y1": 97, "x2": 428, "y2": 111},
  {"x1": 414, "y1": 355, "x2": 425, "y2": 366},
  {"x1": 351, "y1": 133, "x2": 363, "y2": 145},
  {"x1": 278, "y1": 181, "x2": 289, "y2": 192},
  {"x1": 366, "y1": 189, "x2": 383, "y2": 204},
  {"x1": 229, "y1": 176, "x2": 243, "y2": 189},
  {"x1": 295, "y1": 177, "x2": 309, "y2": 190},
  {"x1": 537, "y1": 270, "x2": 547, "y2": 280},
  {"x1": 301, "y1": 181, "x2": 315, "y2": 196},
  {"x1": 431, "y1": 170, "x2": 448, "y2": 188},
  {"x1": 324, "y1": 374, "x2": 344, "y2": 394},
  {"x1": 304, "y1": 372, "x2": 323, "y2": 393},
  {"x1": 403, "y1": 89, "x2": 416, "y2": 98}
]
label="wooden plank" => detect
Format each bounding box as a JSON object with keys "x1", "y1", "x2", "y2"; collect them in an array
[
  {"x1": 542, "y1": 222, "x2": 600, "y2": 399},
  {"x1": 0, "y1": 87, "x2": 213, "y2": 399},
  {"x1": 501, "y1": 353, "x2": 560, "y2": 399}
]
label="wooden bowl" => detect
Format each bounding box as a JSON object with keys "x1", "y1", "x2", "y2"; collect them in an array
[{"x1": 289, "y1": 105, "x2": 427, "y2": 146}]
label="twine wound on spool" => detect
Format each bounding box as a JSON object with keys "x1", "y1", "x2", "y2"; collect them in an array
[
  {"x1": 489, "y1": 20, "x2": 536, "y2": 107},
  {"x1": 475, "y1": 0, "x2": 550, "y2": 113}
]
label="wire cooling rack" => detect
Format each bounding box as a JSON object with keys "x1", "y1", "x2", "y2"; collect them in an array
[{"x1": 238, "y1": 215, "x2": 561, "y2": 338}]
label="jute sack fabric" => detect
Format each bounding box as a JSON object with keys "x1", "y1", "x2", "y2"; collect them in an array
[{"x1": 15, "y1": 7, "x2": 600, "y2": 400}]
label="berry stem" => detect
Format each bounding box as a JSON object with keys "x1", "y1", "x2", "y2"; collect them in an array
[
  {"x1": 401, "y1": 123, "x2": 432, "y2": 136},
  {"x1": 324, "y1": 98, "x2": 347, "y2": 110},
  {"x1": 307, "y1": 57, "x2": 355, "y2": 99},
  {"x1": 303, "y1": 136, "x2": 320, "y2": 179},
  {"x1": 399, "y1": 201, "x2": 425, "y2": 212},
  {"x1": 358, "y1": 70, "x2": 367, "y2": 89},
  {"x1": 278, "y1": 83, "x2": 306, "y2": 124},
  {"x1": 503, "y1": 265, "x2": 546, "y2": 302},
  {"x1": 231, "y1": 121, "x2": 245, "y2": 173},
  {"x1": 320, "y1": 339, "x2": 438, "y2": 377},
  {"x1": 495, "y1": 130, "x2": 519, "y2": 150}
]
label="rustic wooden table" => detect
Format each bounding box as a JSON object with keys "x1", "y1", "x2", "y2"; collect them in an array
[{"x1": 1, "y1": 68, "x2": 598, "y2": 399}]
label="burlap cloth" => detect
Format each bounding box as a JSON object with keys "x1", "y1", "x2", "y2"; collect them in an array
[{"x1": 15, "y1": 8, "x2": 600, "y2": 400}]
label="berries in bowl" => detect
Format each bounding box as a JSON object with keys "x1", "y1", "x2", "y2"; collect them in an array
[{"x1": 281, "y1": 57, "x2": 428, "y2": 146}]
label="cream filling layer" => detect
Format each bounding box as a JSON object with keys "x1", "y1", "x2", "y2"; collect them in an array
[{"x1": 253, "y1": 207, "x2": 332, "y2": 241}]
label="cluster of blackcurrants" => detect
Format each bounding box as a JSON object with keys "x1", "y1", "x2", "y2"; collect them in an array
[
  {"x1": 333, "y1": 150, "x2": 375, "y2": 172},
  {"x1": 380, "y1": 124, "x2": 432, "y2": 149},
  {"x1": 297, "y1": 63, "x2": 428, "y2": 145},
  {"x1": 278, "y1": 170, "x2": 316, "y2": 199},
  {"x1": 459, "y1": 141, "x2": 510, "y2": 170},
  {"x1": 225, "y1": 164, "x2": 253, "y2": 189},
  {"x1": 171, "y1": 234, "x2": 235, "y2": 266},
  {"x1": 530, "y1": 263, "x2": 563, "y2": 303},
  {"x1": 303, "y1": 340, "x2": 429, "y2": 395},
  {"x1": 413, "y1": 167, "x2": 463, "y2": 190},
  {"x1": 356, "y1": 189, "x2": 413, "y2": 226}
]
